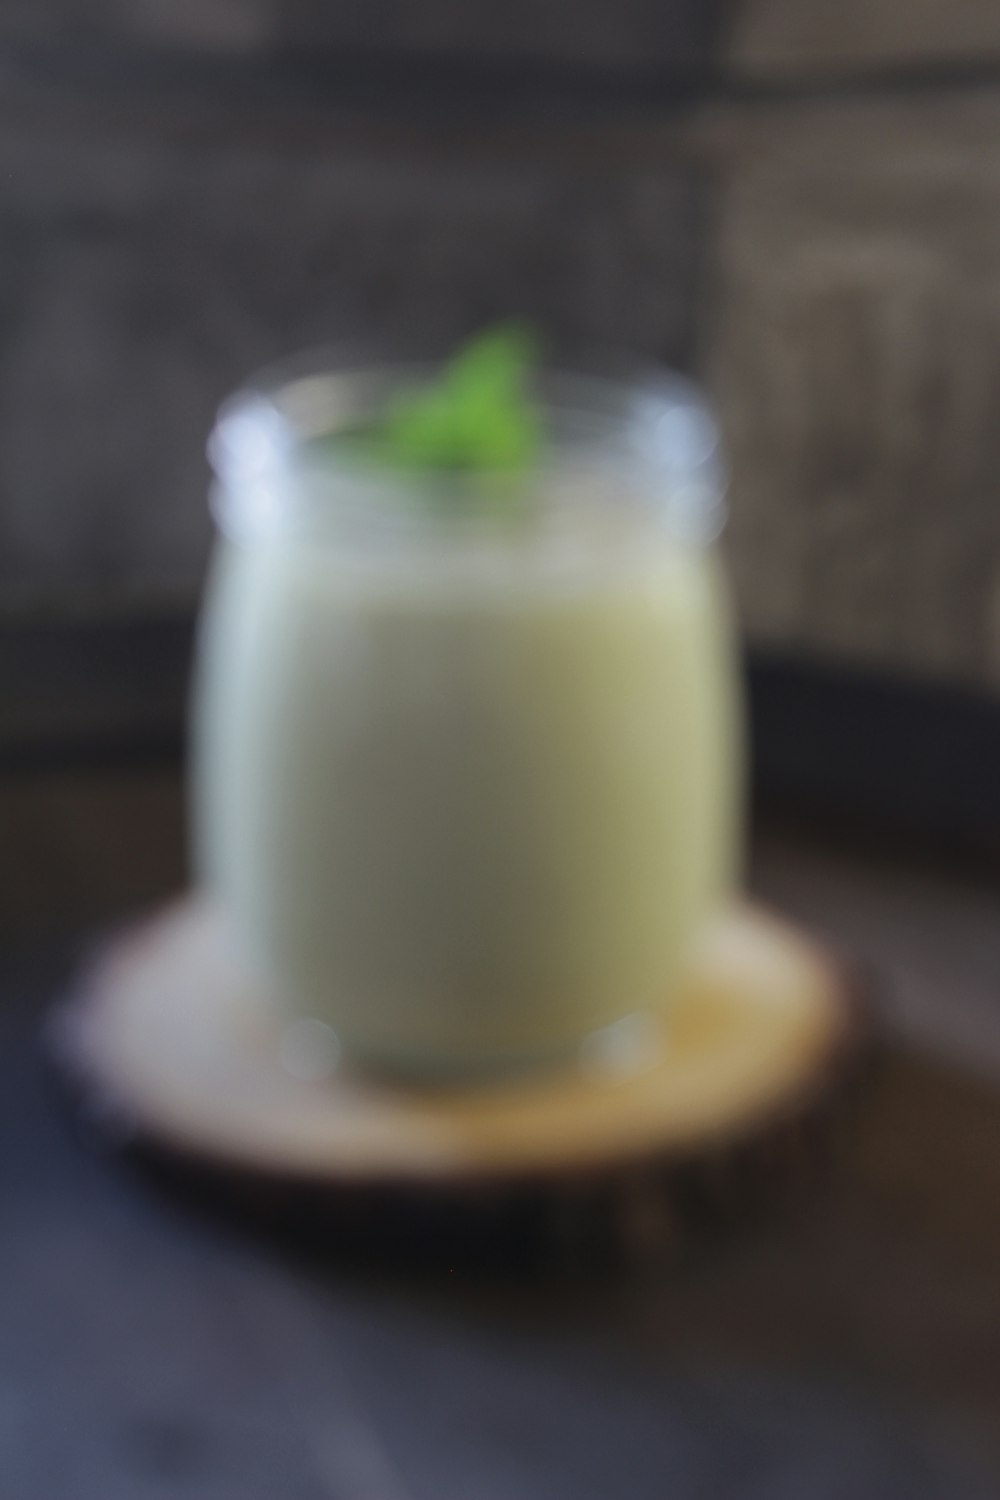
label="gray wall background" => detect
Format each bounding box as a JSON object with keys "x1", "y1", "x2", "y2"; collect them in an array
[{"x1": 4, "y1": 0, "x2": 1000, "y2": 687}]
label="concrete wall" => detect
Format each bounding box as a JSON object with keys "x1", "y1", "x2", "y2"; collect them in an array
[{"x1": 3, "y1": 1, "x2": 1000, "y2": 689}]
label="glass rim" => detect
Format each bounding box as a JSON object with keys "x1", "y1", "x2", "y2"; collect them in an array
[{"x1": 208, "y1": 342, "x2": 727, "y2": 548}]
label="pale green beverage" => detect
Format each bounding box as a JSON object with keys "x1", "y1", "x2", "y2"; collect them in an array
[{"x1": 193, "y1": 357, "x2": 741, "y2": 1075}]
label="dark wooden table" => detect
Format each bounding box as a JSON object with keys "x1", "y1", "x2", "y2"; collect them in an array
[{"x1": 3, "y1": 829, "x2": 1000, "y2": 1499}]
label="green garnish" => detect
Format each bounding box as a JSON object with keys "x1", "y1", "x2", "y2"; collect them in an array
[{"x1": 342, "y1": 324, "x2": 543, "y2": 479}]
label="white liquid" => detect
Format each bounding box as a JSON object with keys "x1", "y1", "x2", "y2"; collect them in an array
[{"x1": 193, "y1": 529, "x2": 740, "y2": 1074}]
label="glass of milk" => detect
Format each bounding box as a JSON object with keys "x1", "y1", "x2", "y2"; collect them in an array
[{"x1": 192, "y1": 352, "x2": 742, "y2": 1078}]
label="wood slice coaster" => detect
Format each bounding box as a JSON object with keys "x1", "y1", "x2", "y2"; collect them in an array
[{"x1": 48, "y1": 897, "x2": 869, "y2": 1269}]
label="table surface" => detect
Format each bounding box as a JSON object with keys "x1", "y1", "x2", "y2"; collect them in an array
[{"x1": 3, "y1": 828, "x2": 1000, "y2": 1499}]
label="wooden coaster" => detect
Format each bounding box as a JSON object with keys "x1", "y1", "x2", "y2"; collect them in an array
[{"x1": 48, "y1": 898, "x2": 868, "y2": 1267}]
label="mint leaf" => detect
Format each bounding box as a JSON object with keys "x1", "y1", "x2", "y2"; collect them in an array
[
  {"x1": 379, "y1": 324, "x2": 543, "y2": 476},
  {"x1": 443, "y1": 324, "x2": 540, "y2": 404}
]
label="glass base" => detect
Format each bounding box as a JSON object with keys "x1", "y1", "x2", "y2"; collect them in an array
[{"x1": 277, "y1": 1009, "x2": 667, "y2": 1090}]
